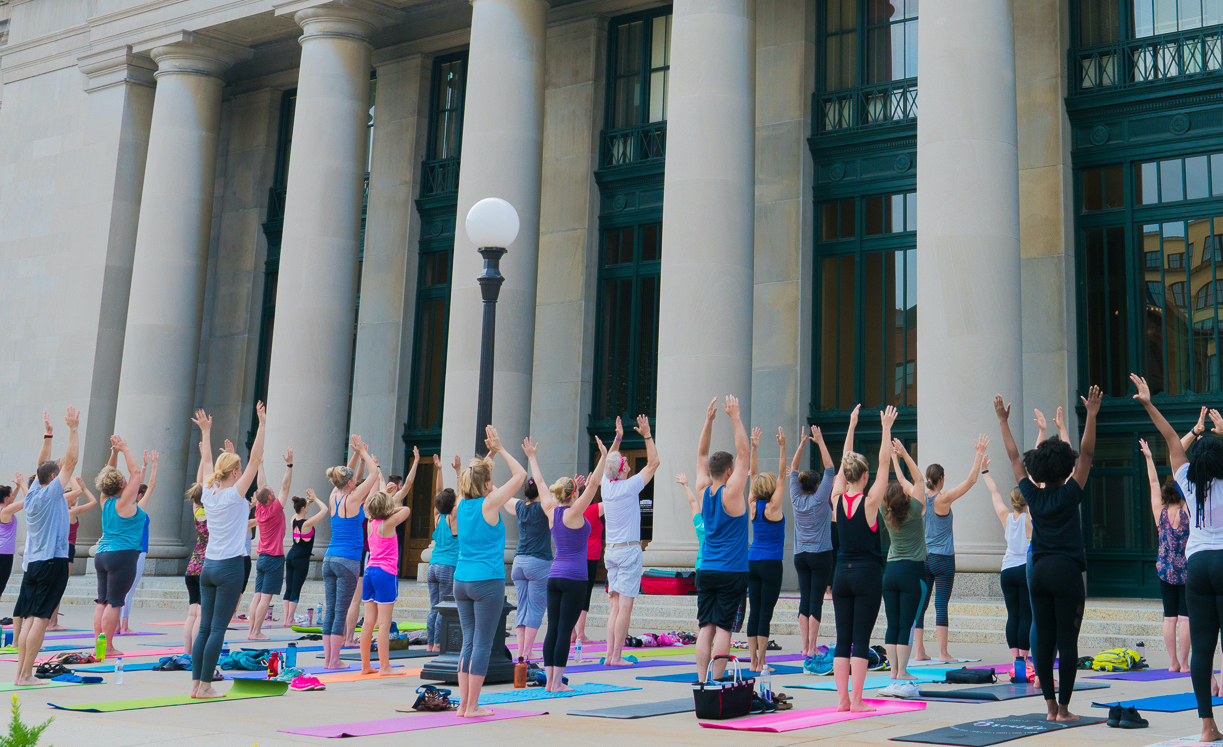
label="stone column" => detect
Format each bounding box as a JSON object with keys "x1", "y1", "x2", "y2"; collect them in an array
[
  {"x1": 112, "y1": 38, "x2": 242, "y2": 562},
  {"x1": 262, "y1": 2, "x2": 396, "y2": 551},
  {"x1": 439, "y1": 0, "x2": 548, "y2": 536},
  {"x1": 917, "y1": 0, "x2": 1022, "y2": 571},
  {"x1": 645, "y1": 0, "x2": 756, "y2": 568}
]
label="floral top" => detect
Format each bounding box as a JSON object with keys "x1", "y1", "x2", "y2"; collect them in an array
[
  {"x1": 1157, "y1": 507, "x2": 1189, "y2": 585},
  {"x1": 186, "y1": 505, "x2": 209, "y2": 577}
]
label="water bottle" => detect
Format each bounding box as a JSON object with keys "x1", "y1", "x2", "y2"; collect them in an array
[
  {"x1": 1013, "y1": 656, "x2": 1027, "y2": 683},
  {"x1": 95, "y1": 633, "x2": 107, "y2": 661},
  {"x1": 514, "y1": 657, "x2": 528, "y2": 688},
  {"x1": 114, "y1": 657, "x2": 124, "y2": 685},
  {"x1": 574, "y1": 640, "x2": 583, "y2": 663},
  {"x1": 761, "y1": 668, "x2": 772, "y2": 703},
  {"x1": 286, "y1": 642, "x2": 298, "y2": 669},
  {"x1": 306, "y1": 607, "x2": 315, "y2": 626}
]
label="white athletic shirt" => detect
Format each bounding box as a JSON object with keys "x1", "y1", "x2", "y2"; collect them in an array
[
  {"x1": 1175, "y1": 462, "x2": 1223, "y2": 559},
  {"x1": 602, "y1": 474, "x2": 645, "y2": 545},
  {"x1": 203, "y1": 485, "x2": 251, "y2": 561},
  {"x1": 1001, "y1": 512, "x2": 1029, "y2": 570}
]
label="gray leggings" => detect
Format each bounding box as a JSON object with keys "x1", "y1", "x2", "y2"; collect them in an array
[
  {"x1": 322, "y1": 555, "x2": 360, "y2": 636},
  {"x1": 511, "y1": 555, "x2": 551, "y2": 629},
  {"x1": 426, "y1": 563, "x2": 456, "y2": 647},
  {"x1": 454, "y1": 578, "x2": 505, "y2": 676},
  {"x1": 192, "y1": 556, "x2": 244, "y2": 682}
]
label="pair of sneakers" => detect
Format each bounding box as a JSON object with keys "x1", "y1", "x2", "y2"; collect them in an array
[
  {"x1": 879, "y1": 680, "x2": 922, "y2": 698},
  {"x1": 1105, "y1": 705, "x2": 1148, "y2": 729},
  {"x1": 804, "y1": 650, "x2": 833, "y2": 676},
  {"x1": 289, "y1": 675, "x2": 326, "y2": 691}
]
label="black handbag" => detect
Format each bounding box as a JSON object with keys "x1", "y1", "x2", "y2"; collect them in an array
[
  {"x1": 943, "y1": 667, "x2": 997, "y2": 684},
  {"x1": 692, "y1": 655, "x2": 755, "y2": 720}
]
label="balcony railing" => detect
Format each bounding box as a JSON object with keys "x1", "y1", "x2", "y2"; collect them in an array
[
  {"x1": 599, "y1": 122, "x2": 667, "y2": 171},
  {"x1": 1073, "y1": 26, "x2": 1223, "y2": 94},
  {"x1": 814, "y1": 79, "x2": 918, "y2": 135},
  {"x1": 420, "y1": 157, "x2": 460, "y2": 200}
]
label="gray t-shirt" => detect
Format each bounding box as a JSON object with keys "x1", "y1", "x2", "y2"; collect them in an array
[
  {"x1": 791, "y1": 468, "x2": 835, "y2": 553},
  {"x1": 25, "y1": 478, "x2": 69, "y2": 564}
]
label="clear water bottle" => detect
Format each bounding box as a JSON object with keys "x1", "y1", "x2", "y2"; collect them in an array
[
  {"x1": 114, "y1": 657, "x2": 124, "y2": 685},
  {"x1": 761, "y1": 668, "x2": 772, "y2": 703},
  {"x1": 575, "y1": 640, "x2": 583, "y2": 663}
]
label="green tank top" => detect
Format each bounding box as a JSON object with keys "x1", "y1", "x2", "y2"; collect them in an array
[{"x1": 885, "y1": 497, "x2": 927, "y2": 562}]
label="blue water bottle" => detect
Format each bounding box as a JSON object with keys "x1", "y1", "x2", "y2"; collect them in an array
[
  {"x1": 286, "y1": 642, "x2": 298, "y2": 669},
  {"x1": 1012, "y1": 656, "x2": 1028, "y2": 683}
]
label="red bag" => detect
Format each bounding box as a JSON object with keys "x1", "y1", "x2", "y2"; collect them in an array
[{"x1": 641, "y1": 575, "x2": 696, "y2": 595}]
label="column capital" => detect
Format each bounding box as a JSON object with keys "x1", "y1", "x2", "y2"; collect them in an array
[
  {"x1": 274, "y1": 0, "x2": 405, "y2": 41},
  {"x1": 77, "y1": 46, "x2": 158, "y2": 93},
  {"x1": 136, "y1": 31, "x2": 252, "y2": 80}
]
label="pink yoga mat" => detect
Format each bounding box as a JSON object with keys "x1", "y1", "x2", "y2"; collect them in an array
[
  {"x1": 46, "y1": 632, "x2": 162, "y2": 640},
  {"x1": 281, "y1": 709, "x2": 548, "y2": 737},
  {"x1": 700, "y1": 700, "x2": 926, "y2": 732},
  {"x1": 142, "y1": 621, "x2": 186, "y2": 626}
]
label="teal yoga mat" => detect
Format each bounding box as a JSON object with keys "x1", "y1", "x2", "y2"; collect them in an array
[
  {"x1": 1091, "y1": 693, "x2": 1223, "y2": 713},
  {"x1": 636, "y1": 664, "x2": 804, "y2": 683},
  {"x1": 454, "y1": 682, "x2": 639, "y2": 705},
  {"x1": 790, "y1": 672, "x2": 948, "y2": 691}
]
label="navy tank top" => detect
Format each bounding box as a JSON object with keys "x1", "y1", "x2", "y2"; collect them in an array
[
  {"x1": 747, "y1": 499, "x2": 785, "y2": 561},
  {"x1": 701, "y1": 485, "x2": 749, "y2": 573}
]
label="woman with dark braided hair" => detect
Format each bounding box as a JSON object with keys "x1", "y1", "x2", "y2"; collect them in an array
[{"x1": 1136, "y1": 373, "x2": 1223, "y2": 743}]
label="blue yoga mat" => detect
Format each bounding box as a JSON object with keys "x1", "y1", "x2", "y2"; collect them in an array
[
  {"x1": 74, "y1": 662, "x2": 162, "y2": 673},
  {"x1": 636, "y1": 664, "x2": 804, "y2": 683},
  {"x1": 790, "y1": 671, "x2": 949, "y2": 691},
  {"x1": 565, "y1": 659, "x2": 690, "y2": 674},
  {"x1": 453, "y1": 682, "x2": 639, "y2": 705},
  {"x1": 1092, "y1": 692, "x2": 1223, "y2": 713}
]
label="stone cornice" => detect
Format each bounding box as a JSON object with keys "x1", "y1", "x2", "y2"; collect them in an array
[
  {"x1": 77, "y1": 45, "x2": 158, "y2": 92},
  {"x1": 274, "y1": 0, "x2": 407, "y2": 40}
]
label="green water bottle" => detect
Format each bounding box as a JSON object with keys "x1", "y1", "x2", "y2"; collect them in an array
[{"x1": 96, "y1": 632, "x2": 107, "y2": 661}]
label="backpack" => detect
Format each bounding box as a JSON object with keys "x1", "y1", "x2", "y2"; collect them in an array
[
  {"x1": 1090, "y1": 648, "x2": 1146, "y2": 672},
  {"x1": 867, "y1": 645, "x2": 889, "y2": 672},
  {"x1": 219, "y1": 649, "x2": 269, "y2": 671}
]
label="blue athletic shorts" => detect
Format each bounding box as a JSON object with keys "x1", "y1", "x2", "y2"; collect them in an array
[{"x1": 361, "y1": 565, "x2": 398, "y2": 604}]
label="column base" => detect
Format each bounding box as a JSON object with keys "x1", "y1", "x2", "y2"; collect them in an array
[{"x1": 642, "y1": 542, "x2": 698, "y2": 570}]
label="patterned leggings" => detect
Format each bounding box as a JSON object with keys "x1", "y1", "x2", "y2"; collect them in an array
[{"x1": 915, "y1": 553, "x2": 956, "y2": 629}]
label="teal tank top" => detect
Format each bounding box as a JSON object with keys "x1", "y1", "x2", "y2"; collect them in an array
[
  {"x1": 455, "y1": 497, "x2": 505, "y2": 582},
  {"x1": 693, "y1": 513, "x2": 705, "y2": 570},
  {"x1": 431, "y1": 514, "x2": 459, "y2": 566},
  {"x1": 97, "y1": 498, "x2": 147, "y2": 553}
]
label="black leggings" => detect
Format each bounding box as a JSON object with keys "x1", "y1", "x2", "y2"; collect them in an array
[
  {"x1": 0, "y1": 553, "x2": 12, "y2": 600},
  {"x1": 915, "y1": 553, "x2": 955, "y2": 629},
  {"x1": 832, "y1": 562, "x2": 882, "y2": 659},
  {"x1": 1187, "y1": 550, "x2": 1223, "y2": 717},
  {"x1": 1029, "y1": 554, "x2": 1085, "y2": 705},
  {"x1": 1000, "y1": 565, "x2": 1032, "y2": 651},
  {"x1": 283, "y1": 551, "x2": 310, "y2": 603},
  {"x1": 192, "y1": 556, "x2": 245, "y2": 683},
  {"x1": 543, "y1": 577, "x2": 586, "y2": 667},
  {"x1": 794, "y1": 550, "x2": 834, "y2": 620},
  {"x1": 747, "y1": 559, "x2": 783, "y2": 638},
  {"x1": 583, "y1": 559, "x2": 598, "y2": 612},
  {"x1": 883, "y1": 559, "x2": 927, "y2": 646}
]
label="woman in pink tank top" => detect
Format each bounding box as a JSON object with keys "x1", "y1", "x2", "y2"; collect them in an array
[{"x1": 359, "y1": 487, "x2": 411, "y2": 675}]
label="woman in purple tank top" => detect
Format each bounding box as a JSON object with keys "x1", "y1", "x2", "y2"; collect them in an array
[
  {"x1": 541, "y1": 437, "x2": 611, "y2": 692},
  {"x1": 0, "y1": 476, "x2": 28, "y2": 602}
]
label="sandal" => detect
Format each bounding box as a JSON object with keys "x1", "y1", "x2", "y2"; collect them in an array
[
  {"x1": 35, "y1": 662, "x2": 71, "y2": 679},
  {"x1": 766, "y1": 640, "x2": 781, "y2": 651}
]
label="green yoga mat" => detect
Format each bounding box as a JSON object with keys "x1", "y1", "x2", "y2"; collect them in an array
[
  {"x1": 49, "y1": 678, "x2": 288, "y2": 712},
  {"x1": 0, "y1": 681, "x2": 81, "y2": 693},
  {"x1": 290, "y1": 623, "x2": 425, "y2": 634}
]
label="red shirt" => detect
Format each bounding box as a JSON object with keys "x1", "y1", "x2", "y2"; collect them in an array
[
  {"x1": 584, "y1": 503, "x2": 603, "y2": 560},
  {"x1": 255, "y1": 499, "x2": 287, "y2": 557}
]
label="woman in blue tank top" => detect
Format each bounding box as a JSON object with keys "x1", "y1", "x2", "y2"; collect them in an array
[
  {"x1": 426, "y1": 454, "x2": 460, "y2": 653},
  {"x1": 453, "y1": 426, "x2": 528, "y2": 719},
  {"x1": 746, "y1": 427, "x2": 788, "y2": 674},
  {"x1": 909, "y1": 435, "x2": 988, "y2": 663},
  {"x1": 320, "y1": 436, "x2": 380, "y2": 671},
  {"x1": 92, "y1": 436, "x2": 151, "y2": 659}
]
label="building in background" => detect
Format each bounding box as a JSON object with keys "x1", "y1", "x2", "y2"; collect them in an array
[{"x1": 1, "y1": 0, "x2": 1221, "y2": 598}]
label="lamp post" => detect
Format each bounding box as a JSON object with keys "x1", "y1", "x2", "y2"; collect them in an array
[{"x1": 465, "y1": 197, "x2": 521, "y2": 456}]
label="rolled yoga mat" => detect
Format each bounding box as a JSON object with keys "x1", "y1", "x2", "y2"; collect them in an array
[
  {"x1": 890, "y1": 713, "x2": 1107, "y2": 746},
  {"x1": 1091, "y1": 692, "x2": 1223, "y2": 713},
  {"x1": 917, "y1": 680, "x2": 1109, "y2": 701},
  {"x1": 568, "y1": 698, "x2": 694, "y2": 719},
  {"x1": 700, "y1": 700, "x2": 926, "y2": 732},
  {"x1": 282, "y1": 709, "x2": 547, "y2": 738},
  {"x1": 49, "y1": 678, "x2": 288, "y2": 712}
]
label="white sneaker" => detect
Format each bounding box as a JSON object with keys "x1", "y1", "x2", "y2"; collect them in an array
[
  {"x1": 894, "y1": 681, "x2": 922, "y2": 698},
  {"x1": 878, "y1": 683, "x2": 900, "y2": 697}
]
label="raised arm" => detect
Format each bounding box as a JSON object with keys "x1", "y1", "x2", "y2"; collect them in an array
[
  {"x1": 634, "y1": 415, "x2": 659, "y2": 486},
  {"x1": 70, "y1": 476, "x2": 99, "y2": 518},
  {"x1": 892, "y1": 438, "x2": 924, "y2": 503},
  {"x1": 812, "y1": 426, "x2": 833, "y2": 471},
  {"x1": 1, "y1": 474, "x2": 26, "y2": 522},
  {"x1": 695, "y1": 397, "x2": 717, "y2": 492},
  {"x1": 1139, "y1": 438, "x2": 1163, "y2": 524},
  {"x1": 234, "y1": 402, "x2": 266, "y2": 495},
  {"x1": 59, "y1": 407, "x2": 80, "y2": 490},
  {"x1": 994, "y1": 395, "x2": 1027, "y2": 484},
  {"x1": 192, "y1": 409, "x2": 214, "y2": 479},
  {"x1": 1181, "y1": 407, "x2": 1208, "y2": 451},
  {"x1": 1071, "y1": 385, "x2": 1101, "y2": 488},
  {"x1": 302, "y1": 488, "x2": 331, "y2": 530},
  {"x1": 402, "y1": 446, "x2": 421, "y2": 498},
  {"x1": 348, "y1": 436, "x2": 381, "y2": 505},
  {"x1": 982, "y1": 457, "x2": 1009, "y2": 524},
  {"x1": 1054, "y1": 406, "x2": 1071, "y2": 444},
  {"x1": 865, "y1": 407, "x2": 897, "y2": 516},
  {"x1": 764, "y1": 428, "x2": 788, "y2": 521},
  {"x1": 676, "y1": 472, "x2": 701, "y2": 517},
  {"x1": 749, "y1": 427, "x2": 762, "y2": 479},
  {"x1": 722, "y1": 396, "x2": 751, "y2": 515},
  {"x1": 1034, "y1": 409, "x2": 1048, "y2": 445},
  {"x1": 275, "y1": 448, "x2": 293, "y2": 507},
  {"x1": 831, "y1": 404, "x2": 862, "y2": 499},
  {"x1": 1133, "y1": 374, "x2": 1187, "y2": 472},
  {"x1": 482, "y1": 426, "x2": 529, "y2": 521},
  {"x1": 522, "y1": 438, "x2": 554, "y2": 512},
  {"x1": 115, "y1": 462, "x2": 145, "y2": 512},
  {"x1": 790, "y1": 429, "x2": 809, "y2": 474},
  {"x1": 565, "y1": 437, "x2": 610, "y2": 528},
  {"x1": 936, "y1": 435, "x2": 989, "y2": 508},
  {"x1": 37, "y1": 411, "x2": 53, "y2": 467},
  {"x1": 138, "y1": 451, "x2": 159, "y2": 510}
]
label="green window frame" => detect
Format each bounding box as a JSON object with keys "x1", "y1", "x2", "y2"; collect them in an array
[
  {"x1": 421, "y1": 52, "x2": 467, "y2": 199},
  {"x1": 601, "y1": 7, "x2": 672, "y2": 171}
]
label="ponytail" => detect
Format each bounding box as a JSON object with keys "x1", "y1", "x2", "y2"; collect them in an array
[
  {"x1": 458, "y1": 457, "x2": 494, "y2": 499},
  {"x1": 206, "y1": 453, "x2": 241, "y2": 488},
  {"x1": 550, "y1": 477, "x2": 576, "y2": 504}
]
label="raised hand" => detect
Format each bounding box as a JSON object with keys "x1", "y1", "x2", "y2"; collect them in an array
[
  {"x1": 750, "y1": 427, "x2": 761, "y2": 448},
  {"x1": 595, "y1": 435, "x2": 608, "y2": 455},
  {"x1": 724, "y1": 395, "x2": 741, "y2": 418},
  {"x1": 111, "y1": 435, "x2": 128, "y2": 451},
  {"x1": 452, "y1": 455, "x2": 462, "y2": 473},
  {"x1": 981, "y1": 454, "x2": 991, "y2": 471},
  {"x1": 522, "y1": 437, "x2": 538, "y2": 459},
  {"x1": 432, "y1": 454, "x2": 441, "y2": 468},
  {"x1": 975, "y1": 434, "x2": 990, "y2": 453},
  {"x1": 810, "y1": 425, "x2": 823, "y2": 444},
  {"x1": 881, "y1": 405, "x2": 898, "y2": 427},
  {"x1": 255, "y1": 401, "x2": 266, "y2": 424},
  {"x1": 306, "y1": 488, "x2": 318, "y2": 502},
  {"x1": 777, "y1": 426, "x2": 785, "y2": 446},
  {"x1": 222, "y1": 439, "x2": 235, "y2": 454},
  {"x1": 993, "y1": 395, "x2": 1011, "y2": 422},
  {"x1": 891, "y1": 437, "x2": 907, "y2": 455},
  {"x1": 73, "y1": 476, "x2": 85, "y2": 489},
  {"x1": 412, "y1": 445, "x2": 420, "y2": 462},
  {"x1": 1054, "y1": 406, "x2": 1066, "y2": 433},
  {"x1": 191, "y1": 409, "x2": 212, "y2": 431},
  {"x1": 1129, "y1": 374, "x2": 1151, "y2": 404},
  {"x1": 14, "y1": 473, "x2": 23, "y2": 489},
  {"x1": 1139, "y1": 438, "x2": 1152, "y2": 457},
  {"x1": 484, "y1": 425, "x2": 503, "y2": 454},
  {"x1": 1081, "y1": 385, "x2": 1103, "y2": 415},
  {"x1": 1195, "y1": 406, "x2": 1209, "y2": 434},
  {"x1": 706, "y1": 397, "x2": 718, "y2": 421},
  {"x1": 1033, "y1": 409, "x2": 1047, "y2": 433},
  {"x1": 43, "y1": 411, "x2": 52, "y2": 436},
  {"x1": 150, "y1": 450, "x2": 159, "y2": 467},
  {"x1": 848, "y1": 403, "x2": 861, "y2": 429},
  {"x1": 1211, "y1": 409, "x2": 1223, "y2": 435},
  {"x1": 614, "y1": 416, "x2": 624, "y2": 443},
  {"x1": 64, "y1": 406, "x2": 80, "y2": 429},
  {"x1": 283, "y1": 448, "x2": 293, "y2": 465},
  {"x1": 633, "y1": 414, "x2": 652, "y2": 440},
  {"x1": 675, "y1": 472, "x2": 688, "y2": 487}
]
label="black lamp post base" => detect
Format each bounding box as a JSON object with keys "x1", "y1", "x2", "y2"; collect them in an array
[{"x1": 419, "y1": 595, "x2": 517, "y2": 685}]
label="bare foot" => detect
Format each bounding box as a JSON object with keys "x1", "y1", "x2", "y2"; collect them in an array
[
  {"x1": 1055, "y1": 708, "x2": 1080, "y2": 722},
  {"x1": 1169, "y1": 662, "x2": 1182, "y2": 673},
  {"x1": 603, "y1": 658, "x2": 635, "y2": 667},
  {"x1": 911, "y1": 654, "x2": 931, "y2": 662},
  {"x1": 459, "y1": 707, "x2": 495, "y2": 718},
  {"x1": 1045, "y1": 702, "x2": 1059, "y2": 722},
  {"x1": 837, "y1": 698, "x2": 851, "y2": 713},
  {"x1": 937, "y1": 655, "x2": 959, "y2": 663},
  {"x1": 46, "y1": 624, "x2": 68, "y2": 632},
  {"x1": 895, "y1": 673, "x2": 917, "y2": 681},
  {"x1": 193, "y1": 684, "x2": 225, "y2": 699},
  {"x1": 378, "y1": 668, "x2": 398, "y2": 677},
  {"x1": 247, "y1": 633, "x2": 271, "y2": 642},
  {"x1": 360, "y1": 667, "x2": 377, "y2": 675},
  {"x1": 1214, "y1": 677, "x2": 1220, "y2": 697},
  {"x1": 15, "y1": 676, "x2": 40, "y2": 687},
  {"x1": 850, "y1": 701, "x2": 876, "y2": 713},
  {"x1": 1201, "y1": 726, "x2": 1223, "y2": 742},
  {"x1": 579, "y1": 637, "x2": 594, "y2": 644},
  {"x1": 105, "y1": 646, "x2": 125, "y2": 657}
]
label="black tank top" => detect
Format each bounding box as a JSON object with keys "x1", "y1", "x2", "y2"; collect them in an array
[
  {"x1": 289, "y1": 517, "x2": 314, "y2": 558},
  {"x1": 836, "y1": 494, "x2": 882, "y2": 566}
]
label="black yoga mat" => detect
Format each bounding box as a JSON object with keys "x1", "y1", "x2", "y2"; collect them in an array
[
  {"x1": 890, "y1": 713, "x2": 1106, "y2": 746},
  {"x1": 567, "y1": 698, "x2": 695, "y2": 719},
  {"x1": 917, "y1": 681, "x2": 1109, "y2": 702},
  {"x1": 334, "y1": 649, "x2": 437, "y2": 661}
]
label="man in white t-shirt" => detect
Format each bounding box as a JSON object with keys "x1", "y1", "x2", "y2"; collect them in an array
[{"x1": 601, "y1": 415, "x2": 659, "y2": 666}]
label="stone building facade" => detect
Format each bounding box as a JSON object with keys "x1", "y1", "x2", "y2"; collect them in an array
[{"x1": 2, "y1": 0, "x2": 1220, "y2": 596}]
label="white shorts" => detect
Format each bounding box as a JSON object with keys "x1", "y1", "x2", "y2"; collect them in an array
[{"x1": 604, "y1": 544, "x2": 643, "y2": 598}]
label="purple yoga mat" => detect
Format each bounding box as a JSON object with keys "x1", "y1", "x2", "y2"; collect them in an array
[
  {"x1": 1091, "y1": 668, "x2": 1191, "y2": 682},
  {"x1": 565, "y1": 658, "x2": 690, "y2": 674},
  {"x1": 282, "y1": 709, "x2": 547, "y2": 737},
  {"x1": 45, "y1": 632, "x2": 163, "y2": 640}
]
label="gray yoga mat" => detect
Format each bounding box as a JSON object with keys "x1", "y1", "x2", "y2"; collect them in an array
[
  {"x1": 891, "y1": 713, "x2": 1106, "y2": 746},
  {"x1": 567, "y1": 698, "x2": 695, "y2": 719},
  {"x1": 336, "y1": 649, "x2": 436, "y2": 661},
  {"x1": 917, "y1": 681, "x2": 1109, "y2": 702}
]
